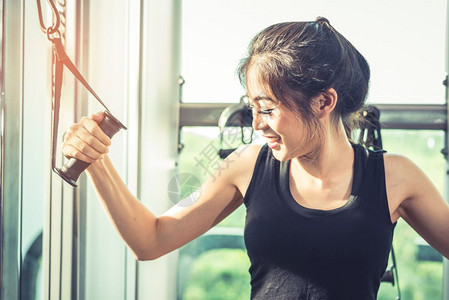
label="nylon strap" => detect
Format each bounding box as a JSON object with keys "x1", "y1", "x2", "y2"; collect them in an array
[
  {"x1": 50, "y1": 36, "x2": 110, "y2": 171},
  {"x1": 51, "y1": 46, "x2": 63, "y2": 171},
  {"x1": 52, "y1": 37, "x2": 110, "y2": 111}
]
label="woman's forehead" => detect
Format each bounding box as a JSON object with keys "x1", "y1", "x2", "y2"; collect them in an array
[
  {"x1": 247, "y1": 93, "x2": 276, "y2": 105},
  {"x1": 246, "y1": 70, "x2": 277, "y2": 103}
]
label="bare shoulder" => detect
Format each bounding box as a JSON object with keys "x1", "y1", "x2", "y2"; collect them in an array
[
  {"x1": 223, "y1": 144, "x2": 264, "y2": 196},
  {"x1": 383, "y1": 153, "x2": 449, "y2": 258},
  {"x1": 383, "y1": 152, "x2": 437, "y2": 222},
  {"x1": 384, "y1": 151, "x2": 442, "y2": 199},
  {"x1": 383, "y1": 152, "x2": 424, "y2": 184}
]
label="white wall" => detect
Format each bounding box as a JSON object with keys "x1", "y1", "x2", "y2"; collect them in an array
[{"x1": 182, "y1": 0, "x2": 447, "y2": 104}]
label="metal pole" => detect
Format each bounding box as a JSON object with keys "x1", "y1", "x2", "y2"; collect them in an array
[
  {"x1": 1, "y1": 0, "x2": 24, "y2": 299},
  {"x1": 444, "y1": 1, "x2": 449, "y2": 299},
  {"x1": 137, "y1": 0, "x2": 181, "y2": 298}
]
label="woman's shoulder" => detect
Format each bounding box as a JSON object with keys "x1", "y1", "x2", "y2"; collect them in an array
[
  {"x1": 224, "y1": 144, "x2": 265, "y2": 194},
  {"x1": 383, "y1": 152, "x2": 425, "y2": 191},
  {"x1": 382, "y1": 153, "x2": 449, "y2": 249},
  {"x1": 383, "y1": 152, "x2": 430, "y2": 220},
  {"x1": 225, "y1": 144, "x2": 265, "y2": 173},
  {"x1": 383, "y1": 152, "x2": 419, "y2": 178}
]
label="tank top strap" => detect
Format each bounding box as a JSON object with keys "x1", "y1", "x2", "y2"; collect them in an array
[
  {"x1": 244, "y1": 144, "x2": 277, "y2": 205},
  {"x1": 351, "y1": 143, "x2": 368, "y2": 197},
  {"x1": 361, "y1": 147, "x2": 393, "y2": 224},
  {"x1": 368, "y1": 148, "x2": 387, "y2": 157}
]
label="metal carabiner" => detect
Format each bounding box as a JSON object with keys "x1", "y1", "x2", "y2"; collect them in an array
[
  {"x1": 36, "y1": 0, "x2": 60, "y2": 35},
  {"x1": 46, "y1": 27, "x2": 60, "y2": 42}
]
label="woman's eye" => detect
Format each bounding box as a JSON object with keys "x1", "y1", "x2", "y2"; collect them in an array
[
  {"x1": 247, "y1": 104, "x2": 275, "y2": 115},
  {"x1": 258, "y1": 109, "x2": 274, "y2": 115}
]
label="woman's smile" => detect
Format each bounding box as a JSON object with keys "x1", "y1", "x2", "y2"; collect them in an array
[{"x1": 263, "y1": 135, "x2": 281, "y2": 149}]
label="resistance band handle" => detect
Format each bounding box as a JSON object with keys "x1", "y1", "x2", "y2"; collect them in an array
[{"x1": 54, "y1": 110, "x2": 126, "y2": 187}]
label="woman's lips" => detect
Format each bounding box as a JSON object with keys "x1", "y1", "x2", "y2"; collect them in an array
[{"x1": 263, "y1": 136, "x2": 281, "y2": 149}]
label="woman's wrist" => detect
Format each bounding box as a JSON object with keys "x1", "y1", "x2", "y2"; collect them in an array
[{"x1": 86, "y1": 156, "x2": 108, "y2": 177}]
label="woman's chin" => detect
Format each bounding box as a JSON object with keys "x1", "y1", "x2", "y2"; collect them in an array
[{"x1": 270, "y1": 147, "x2": 290, "y2": 162}]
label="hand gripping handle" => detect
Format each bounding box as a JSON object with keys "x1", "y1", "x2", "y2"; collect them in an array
[{"x1": 54, "y1": 110, "x2": 126, "y2": 187}]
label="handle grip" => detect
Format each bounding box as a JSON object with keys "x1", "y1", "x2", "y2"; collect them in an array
[{"x1": 54, "y1": 110, "x2": 127, "y2": 187}]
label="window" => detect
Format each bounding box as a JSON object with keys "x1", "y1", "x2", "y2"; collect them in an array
[{"x1": 378, "y1": 130, "x2": 445, "y2": 299}]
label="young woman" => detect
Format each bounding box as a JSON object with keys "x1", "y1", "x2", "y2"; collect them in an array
[{"x1": 62, "y1": 17, "x2": 449, "y2": 299}]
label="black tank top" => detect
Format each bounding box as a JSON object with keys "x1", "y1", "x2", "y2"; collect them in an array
[{"x1": 244, "y1": 144, "x2": 396, "y2": 299}]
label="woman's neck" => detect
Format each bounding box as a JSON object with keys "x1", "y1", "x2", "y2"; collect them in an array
[{"x1": 291, "y1": 119, "x2": 354, "y2": 182}]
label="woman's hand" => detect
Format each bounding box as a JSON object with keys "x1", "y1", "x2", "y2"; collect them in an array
[{"x1": 61, "y1": 112, "x2": 112, "y2": 164}]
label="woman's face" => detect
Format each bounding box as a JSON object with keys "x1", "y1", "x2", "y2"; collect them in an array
[{"x1": 246, "y1": 70, "x2": 319, "y2": 162}]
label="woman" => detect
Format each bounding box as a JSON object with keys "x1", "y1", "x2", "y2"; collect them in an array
[{"x1": 62, "y1": 17, "x2": 449, "y2": 299}]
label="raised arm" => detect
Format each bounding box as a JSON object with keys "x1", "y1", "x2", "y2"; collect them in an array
[
  {"x1": 62, "y1": 112, "x2": 260, "y2": 260},
  {"x1": 385, "y1": 154, "x2": 449, "y2": 259}
]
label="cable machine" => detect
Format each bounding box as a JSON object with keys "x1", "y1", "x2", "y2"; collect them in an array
[{"x1": 36, "y1": 0, "x2": 127, "y2": 187}]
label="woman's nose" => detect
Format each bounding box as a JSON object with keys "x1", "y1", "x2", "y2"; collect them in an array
[{"x1": 252, "y1": 113, "x2": 268, "y2": 131}]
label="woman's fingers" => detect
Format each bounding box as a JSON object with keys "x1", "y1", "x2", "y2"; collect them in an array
[
  {"x1": 74, "y1": 133, "x2": 108, "y2": 159},
  {"x1": 80, "y1": 116, "x2": 112, "y2": 146},
  {"x1": 62, "y1": 113, "x2": 112, "y2": 163},
  {"x1": 91, "y1": 111, "x2": 105, "y2": 124},
  {"x1": 62, "y1": 144, "x2": 99, "y2": 164}
]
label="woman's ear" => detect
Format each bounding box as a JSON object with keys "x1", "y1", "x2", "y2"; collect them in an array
[{"x1": 315, "y1": 88, "x2": 338, "y2": 118}]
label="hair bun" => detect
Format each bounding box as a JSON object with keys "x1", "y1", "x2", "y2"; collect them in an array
[{"x1": 315, "y1": 16, "x2": 331, "y2": 26}]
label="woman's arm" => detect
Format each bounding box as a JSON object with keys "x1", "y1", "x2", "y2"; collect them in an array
[
  {"x1": 385, "y1": 154, "x2": 449, "y2": 259},
  {"x1": 62, "y1": 112, "x2": 260, "y2": 260}
]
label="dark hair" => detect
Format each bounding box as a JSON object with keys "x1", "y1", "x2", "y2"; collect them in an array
[{"x1": 238, "y1": 17, "x2": 370, "y2": 139}]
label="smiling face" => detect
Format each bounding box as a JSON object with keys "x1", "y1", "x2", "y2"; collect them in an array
[
  {"x1": 246, "y1": 67, "x2": 322, "y2": 162},
  {"x1": 238, "y1": 21, "x2": 371, "y2": 150}
]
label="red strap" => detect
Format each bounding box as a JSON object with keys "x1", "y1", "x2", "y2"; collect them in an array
[
  {"x1": 51, "y1": 46, "x2": 63, "y2": 172},
  {"x1": 52, "y1": 37, "x2": 110, "y2": 111},
  {"x1": 50, "y1": 36, "x2": 110, "y2": 171}
]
